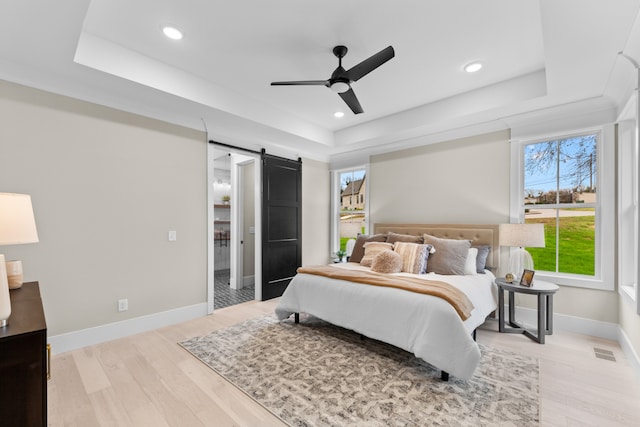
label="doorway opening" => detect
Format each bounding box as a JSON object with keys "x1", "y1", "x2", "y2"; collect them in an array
[{"x1": 208, "y1": 146, "x2": 262, "y2": 312}]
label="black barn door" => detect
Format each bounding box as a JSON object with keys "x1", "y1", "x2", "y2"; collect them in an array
[{"x1": 261, "y1": 153, "x2": 302, "y2": 300}]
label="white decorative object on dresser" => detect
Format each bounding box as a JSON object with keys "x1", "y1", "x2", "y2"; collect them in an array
[{"x1": 0, "y1": 193, "x2": 40, "y2": 327}]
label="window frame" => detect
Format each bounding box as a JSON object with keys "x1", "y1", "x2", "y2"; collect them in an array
[
  {"x1": 617, "y1": 93, "x2": 640, "y2": 313},
  {"x1": 331, "y1": 165, "x2": 370, "y2": 255},
  {"x1": 510, "y1": 126, "x2": 615, "y2": 291}
]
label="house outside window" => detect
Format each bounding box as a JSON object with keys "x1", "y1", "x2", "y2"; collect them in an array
[
  {"x1": 512, "y1": 126, "x2": 614, "y2": 291},
  {"x1": 333, "y1": 168, "x2": 368, "y2": 254},
  {"x1": 341, "y1": 175, "x2": 366, "y2": 211}
]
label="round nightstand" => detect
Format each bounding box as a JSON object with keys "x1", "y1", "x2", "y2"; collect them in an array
[{"x1": 495, "y1": 277, "x2": 559, "y2": 344}]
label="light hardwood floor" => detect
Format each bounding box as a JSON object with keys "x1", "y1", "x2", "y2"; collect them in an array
[{"x1": 48, "y1": 299, "x2": 640, "y2": 426}]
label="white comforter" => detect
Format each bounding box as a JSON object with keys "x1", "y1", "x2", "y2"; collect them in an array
[{"x1": 275, "y1": 262, "x2": 497, "y2": 380}]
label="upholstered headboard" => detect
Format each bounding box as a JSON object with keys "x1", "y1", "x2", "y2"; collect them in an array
[{"x1": 373, "y1": 223, "x2": 500, "y2": 271}]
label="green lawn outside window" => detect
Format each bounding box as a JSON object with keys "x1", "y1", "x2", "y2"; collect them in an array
[{"x1": 526, "y1": 214, "x2": 595, "y2": 276}]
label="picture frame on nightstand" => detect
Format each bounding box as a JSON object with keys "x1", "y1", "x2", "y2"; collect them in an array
[{"x1": 520, "y1": 269, "x2": 535, "y2": 287}]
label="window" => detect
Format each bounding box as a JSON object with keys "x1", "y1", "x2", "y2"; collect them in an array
[
  {"x1": 513, "y1": 127, "x2": 615, "y2": 290},
  {"x1": 524, "y1": 134, "x2": 597, "y2": 275},
  {"x1": 332, "y1": 167, "x2": 368, "y2": 254}
]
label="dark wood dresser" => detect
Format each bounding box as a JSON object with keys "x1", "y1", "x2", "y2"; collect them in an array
[{"x1": 0, "y1": 281, "x2": 48, "y2": 426}]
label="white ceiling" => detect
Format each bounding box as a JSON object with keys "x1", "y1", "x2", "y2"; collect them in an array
[{"x1": 2, "y1": 0, "x2": 640, "y2": 162}]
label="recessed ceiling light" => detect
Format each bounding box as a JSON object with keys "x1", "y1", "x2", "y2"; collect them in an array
[
  {"x1": 464, "y1": 62, "x2": 483, "y2": 73},
  {"x1": 162, "y1": 25, "x2": 183, "y2": 40},
  {"x1": 334, "y1": 111, "x2": 345, "y2": 118}
]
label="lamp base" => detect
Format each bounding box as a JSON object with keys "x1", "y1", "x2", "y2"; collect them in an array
[{"x1": 508, "y1": 247, "x2": 535, "y2": 279}]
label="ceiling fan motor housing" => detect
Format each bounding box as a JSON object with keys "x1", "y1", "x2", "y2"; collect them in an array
[{"x1": 333, "y1": 45, "x2": 348, "y2": 59}]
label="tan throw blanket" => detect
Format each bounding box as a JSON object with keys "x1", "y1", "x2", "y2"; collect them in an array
[{"x1": 297, "y1": 265, "x2": 474, "y2": 320}]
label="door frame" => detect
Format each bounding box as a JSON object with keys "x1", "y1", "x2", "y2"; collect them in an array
[
  {"x1": 230, "y1": 154, "x2": 256, "y2": 290},
  {"x1": 207, "y1": 144, "x2": 262, "y2": 313}
]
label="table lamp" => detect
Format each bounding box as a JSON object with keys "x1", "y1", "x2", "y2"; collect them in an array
[
  {"x1": 0, "y1": 193, "x2": 39, "y2": 327},
  {"x1": 499, "y1": 223, "x2": 545, "y2": 282}
]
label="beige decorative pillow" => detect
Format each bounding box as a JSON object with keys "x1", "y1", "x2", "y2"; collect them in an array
[
  {"x1": 349, "y1": 234, "x2": 388, "y2": 263},
  {"x1": 393, "y1": 242, "x2": 433, "y2": 274},
  {"x1": 423, "y1": 234, "x2": 471, "y2": 275},
  {"x1": 371, "y1": 250, "x2": 403, "y2": 273},
  {"x1": 360, "y1": 242, "x2": 394, "y2": 267}
]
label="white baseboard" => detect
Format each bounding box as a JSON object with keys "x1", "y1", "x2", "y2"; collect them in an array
[
  {"x1": 48, "y1": 302, "x2": 208, "y2": 355},
  {"x1": 618, "y1": 327, "x2": 640, "y2": 380},
  {"x1": 513, "y1": 306, "x2": 640, "y2": 377}
]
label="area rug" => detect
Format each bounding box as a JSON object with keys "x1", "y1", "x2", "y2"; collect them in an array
[{"x1": 179, "y1": 315, "x2": 539, "y2": 426}]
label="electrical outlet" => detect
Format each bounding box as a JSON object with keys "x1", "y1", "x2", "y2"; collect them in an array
[
  {"x1": 118, "y1": 299, "x2": 128, "y2": 312},
  {"x1": 168, "y1": 230, "x2": 177, "y2": 242}
]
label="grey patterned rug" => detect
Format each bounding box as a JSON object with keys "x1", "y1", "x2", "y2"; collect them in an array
[{"x1": 179, "y1": 315, "x2": 539, "y2": 426}]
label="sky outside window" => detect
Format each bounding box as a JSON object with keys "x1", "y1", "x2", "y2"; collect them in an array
[{"x1": 524, "y1": 135, "x2": 597, "y2": 197}]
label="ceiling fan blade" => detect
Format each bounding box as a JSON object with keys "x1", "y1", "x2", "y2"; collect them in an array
[
  {"x1": 339, "y1": 88, "x2": 363, "y2": 114},
  {"x1": 270, "y1": 80, "x2": 328, "y2": 86},
  {"x1": 346, "y1": 46, "x2": 395, "y2": 82}
]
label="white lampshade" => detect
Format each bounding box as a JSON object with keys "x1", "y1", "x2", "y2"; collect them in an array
[
  {"x1": 499, "y1": 223, "x2": 545, "y2": 248},
  {"x1": 0, "y1": 193, "x2": 39, "y2": 245},
  {"x1": 499, "y1": 223, "x2": 545, "y2": 280}
]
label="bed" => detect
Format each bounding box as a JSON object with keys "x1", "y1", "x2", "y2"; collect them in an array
[{"x1": 275, "y1": 223, "x2": 500, "y2": 380}]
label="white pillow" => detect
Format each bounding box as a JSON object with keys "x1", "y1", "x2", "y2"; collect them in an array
[{"x1": 464, "y1": 247, "x2": 478, "y2": 275}]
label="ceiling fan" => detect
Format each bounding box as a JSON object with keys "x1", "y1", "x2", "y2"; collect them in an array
[{"x1": 271, "y1": 45, "x2": 395, "y2": 114}]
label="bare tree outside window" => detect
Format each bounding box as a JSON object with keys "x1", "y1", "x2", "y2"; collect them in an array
[
  {"x1": 524, "y1": 135, "x2": 597, "y2": 198},
  {"x1": 523, "y1": 134, "x2": 597, "y2": 276}
]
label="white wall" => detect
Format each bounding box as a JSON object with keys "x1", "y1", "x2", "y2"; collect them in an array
[
  {"x1": 620, "y1": 297, "x2": 640, "y2": 365},
  {"x1": 0, "y1": 81, "x2": 208, "y2": 336},
  {"x1": 370, "y1": 130, "x2": 511, "y2": 224},
  {"x1": 519, "y1": 286, "x2": 618, "y2": 324},
  {"x1": 242, "y1": 162, "x2": 255, "y2": 278},
  {"x1": 301, "y1": 158, "x2": 331, "y2": 265}
]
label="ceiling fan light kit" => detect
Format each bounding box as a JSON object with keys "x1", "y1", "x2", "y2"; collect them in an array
[
  {"x1": 271, "y1": 45, "x2": 395, "y2": 115},
  {"x1": 330, "y1": 81, "x2": 350, "y2": 93}
]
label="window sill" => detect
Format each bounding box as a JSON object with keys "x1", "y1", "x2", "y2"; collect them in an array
[
  {"x1": 534, "y1": 272, "x2": 614, "y2": 291},
  {"x1": 620, "y1": 284, "x2": 637, "y2": 304}
]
